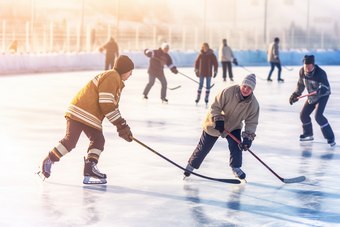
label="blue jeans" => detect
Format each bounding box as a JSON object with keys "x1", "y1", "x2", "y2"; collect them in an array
[
  {"x1": 268, "y1": 62, "x2": 282, "y2": 80},
  {"x1": 198, "y1": 77, "x2": 212, "y2": 91},
  {"x1": 143, "y1": 74, "x2": 167, "y2": 99},
  {"x1": 188, "y1": 129, "x2": 243, "y2": 169}
]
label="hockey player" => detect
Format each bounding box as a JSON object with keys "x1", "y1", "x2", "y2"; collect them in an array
[
  {"x1": 267, "y1": 37, "x2": 283, "y2": 82},
  {"x1": 142, "y1": 43, "x2": 178, "y2": 103},
  {"x1": 194, "y1": 43, "x2": 218, "y2": 105},
  {"x1": 218, "y1": 39, "x2": 237, "y2": 82},
  {"x1": 184, "y1": 74, "x2": 259, "y2": 180},
  {"x1": 289, "y1": 55, "x2": 336, "y2": 147},
  {"x1": 38, "y1": 55, "x2": 135, "y2": 184}
]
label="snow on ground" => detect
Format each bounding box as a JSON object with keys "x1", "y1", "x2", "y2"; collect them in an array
[{"x1": 0, "y1": 65, "x2": 340, "y2": 226}]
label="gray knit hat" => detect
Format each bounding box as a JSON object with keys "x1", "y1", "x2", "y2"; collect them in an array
[{"x1": 240, "y1": 74, "x2": 256, "y2": 91}]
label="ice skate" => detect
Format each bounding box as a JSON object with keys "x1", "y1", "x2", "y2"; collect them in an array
[
  {"x1": 183, "y1": 164, "x2": 194, "y2": 180},
  {"x1": 161, "y1": 98, "x2": 168, "y2": 104},
  {"x1": 195, "y1": 90, "x2": 201, "y2": 104},
  {"x1": 328, "y1": 138, "x2": 336, "y2": 147},
  {"x1": 300, "y1": 134, "x2": 314, "y2": 141},
  {"x1": 230, "y1": 78, "x2": 234, "y2": 82},
  {"x1": 83, "y1": 158, "x2": 107, "y2": 184},
  {"x1": 36, "y1": 155, "x2": 54, "y2": 180},
  {"x1": 278, "y1": 78, "x2": 284, "y2": 82},
  {"x1": 231, "y1": 167, "x2": 246, "y2": 180},
  {"x1": 142, "y1": 95, "x2": 148, "y2": 100},
  {"x1": 267, "y1": 78, "x2": 272, "y2": 82}
]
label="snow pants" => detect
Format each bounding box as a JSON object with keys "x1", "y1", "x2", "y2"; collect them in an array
[
  {"x1": 143, "y1": 74, "x2": 167, "y2": 99},
  {"x1": 300, "y1": 95, "x2": 334, "y2": 141},
  {"x1": 188, "y1": 129, "x2": 243, "y2": 169}
]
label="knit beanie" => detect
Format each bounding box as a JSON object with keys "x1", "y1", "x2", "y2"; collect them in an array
[
  {"x1": 240, "y1": 74, "x2": 256, "y2": 91},
  {"x1": 161, "y1": 43, "x2": 169, "y2": 49},
  {"x1": 114, "y1": 55, "x2": 134, "y2": 75},
  {"x1": 303, "y1": 55, "x2": 315, "y2": 65}
]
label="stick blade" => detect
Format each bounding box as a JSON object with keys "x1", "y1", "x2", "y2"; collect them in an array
[
  {"x1": 217, "y1": 179, "x2": 241, "y2": 184},
  {"x1": 283, "y1": 176, "x2": 306, "y2": 183}
]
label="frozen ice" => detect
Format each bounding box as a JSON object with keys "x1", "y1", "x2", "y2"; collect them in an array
[{"x1": 0, "y1": 65, "x2": 340, "y2": 226}]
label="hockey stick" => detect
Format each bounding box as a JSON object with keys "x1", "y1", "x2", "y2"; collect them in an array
[
  {"x1": 152, "y1": 57, "x2": 215, "y2": 89},
  {"x1": 178, "y1": 72, "x2": 215, "y2": 89},
  {"x1": 238, "y1": 65, "x2": 267, "y2": 81},
  {"x1": 155, "y1": 80, "x2": 181, "y2": 90},
  {"x1": 297, "y1": 91, "x2": 316, "y2": 99},
  {"x1": 224, "y1": 129, "x2": 306, "y2": 183},
  {"x1": 282, "y1": 65, "x2": 293, "y2": 71},
  {"x1": 131, "y1": 136, "x2": 241, "y2": 184}
]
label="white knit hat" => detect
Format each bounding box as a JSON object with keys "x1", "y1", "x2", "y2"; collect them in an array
[
  {"x1": 240, "y1": 74, "x2": 256, "y2": 91},
  {"x1": 161, "y1": 43, "x2": 169, "y2": 49}
]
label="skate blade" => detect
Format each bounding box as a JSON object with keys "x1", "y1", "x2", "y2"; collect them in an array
[
  {"x1": 300, "y1": 136, "x2": 314, "y2": 141},
  {"x1": 83, "y1": 176, "x2": 107, "y2": 184},
  {"x1": 36, "y1": 166, "x2": 47, "y2": 181}
]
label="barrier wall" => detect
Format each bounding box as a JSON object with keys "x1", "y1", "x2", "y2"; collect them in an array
[{"x1": 1, "y1": 49, "x2": 339, "y2": 75}]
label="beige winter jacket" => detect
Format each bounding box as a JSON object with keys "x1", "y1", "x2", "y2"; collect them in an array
[
  {"x1": 65, "y1": 69, "x2": 125, "y2": 131},
  {"x1": 267, "y1": 42, "x2": 280, "y2": 63},
  {"x1": 202, "y1": 85, "x2": 259, "y2": 138},
  {"x1": 218, "y1": 45, "x2": 234, "y2": 62}
]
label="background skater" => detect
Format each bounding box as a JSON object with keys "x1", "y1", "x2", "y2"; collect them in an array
[
  {"x1": 218, "y1": 39, "x2": 237, "y2": 82},
  {"x1": 194, "y1": 43, "x2": 218, "y2": 105},
  {"x1": 289, "y1": 55, "x2": 335, "y2": 147},
  {"x1": 143, "y1": 43, "x2": 178, "y2": 103},
  {"x1": 183, "y1": 74, "x2": 259, "y2": 180},
  {"x1": 267, "y1": 37, "x2": 283, "y2": 82}
]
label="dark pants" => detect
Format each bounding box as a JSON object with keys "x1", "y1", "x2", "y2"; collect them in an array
[
  {"x1": 300, "y1": 96, "x2": 334, "y2": 141},
  {"x1": 221, "y1": 62, "x2": 233, "y2": 79},
  {"x1": 60, "y1": 117, "x2": 105, "y2": 153},
  {"x1": 188, "y1": 129, "x2": 242, "y2": 169},
  {"x1": 267, "y1": 62, "x2": 282, "y2": 80},
  {"x1": 105, "y1": 58, "x2": 115, "y2": 70},
  {"x1": 143, "y1": 74, "x2": 167, "y2": 99}
]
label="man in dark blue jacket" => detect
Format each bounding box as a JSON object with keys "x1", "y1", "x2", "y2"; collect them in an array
[
  {"x1": 143, "y1": 43, "x2": 178, "y2": 103},
  {"x1": 289, "y1": 55, "x2": 335, "y2": 147}
]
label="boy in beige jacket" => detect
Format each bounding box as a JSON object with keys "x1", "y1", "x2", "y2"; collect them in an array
[
  {"x1": 184, "y1": 74, "x2": 259, "y2": 180},
  {"x1": 39, "y1": 55, "x2": 135, "y2": 184}
]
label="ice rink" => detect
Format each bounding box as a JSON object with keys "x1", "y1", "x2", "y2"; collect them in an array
[{"x1": 1, "y1": 65, "x2": 340, "y2": 226}]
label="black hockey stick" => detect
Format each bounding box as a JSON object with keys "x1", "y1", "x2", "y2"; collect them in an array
[
  {"x1": 131, "y1": 136, "x2": 240, "y2": 184},
  {"x1": 224, "y1": 129, "x2": 306, "y2": 183},
  {"x1": 155, "y1": 80, "x2": 181, "y2": 90},
  {"x1": 152, "y1": 57, "x2": 215, "y2": 89},
  {"x1": 178, "y1": 72, "x2": 215, "y2": 89},
  {"x1": 238, "y1": 65, "x2": 266, "y2": 81},
  {"x1": 282, "y1": 65, "x2": 293, "y2": 71}
]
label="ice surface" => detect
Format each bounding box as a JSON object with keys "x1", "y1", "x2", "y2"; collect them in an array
[{"x1": 0, "y1": 65, "x2": 340, "y2": 226}]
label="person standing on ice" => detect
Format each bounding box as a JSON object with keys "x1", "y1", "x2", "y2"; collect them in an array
[
  {"x1": 194, "y1": 43, "x2": 218, "y2": 105},
  {"x1": 289, "y1": 55, "x2": 335, "y2": 147},
  {"x1": 184, "y1": 74, "x2": 259, "y2": 180},
  {"x1": 218, "y1": 39, "x2": 237, "y2": 82},
  {"x1": 142, "y1": 43, "x2": 178, "y2": 103},
  {"x1": 99, "y1": 37, "x2": 119, "y2": 70},
  {"x1": 267, "y1": 37, "x2": 284, "y2": 82},
  {"x1": 38, "y1": 55, "x2": 135, "y2": 184}
]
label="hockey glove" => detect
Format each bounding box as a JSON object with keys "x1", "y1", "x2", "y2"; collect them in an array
[
  {"x1": 316, "y1": 85, "x2": 328, "y2": 95},
  {"x1": 115, "y1": 118, "x2": 133, "y2": 142},
  {"x1": 239, "y1": 137, "x2": 252, "y2": 151},
  {"x1": 171, "y1": 66, "x2": 178, "y2": 74},
  {"x1": 232, "y1": 58, "x2": 238, "y2": 66},
  {"x1": 214, "y1": 121, "x2": 225, "y2": 133},
  {"x1": 289, "y1": 92, "x2": 299, "y2": 105},
  {"x1": 195, "y1": 69, "x2": 199, "y2": 77},
  {"x1": 144, "y1": 49, "x2": 153, "y2": 58},
  {"x1": 213, "y1": 71, "x2": 217, "y2": 78}
]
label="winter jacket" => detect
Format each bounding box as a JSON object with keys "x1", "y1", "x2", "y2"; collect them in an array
[
  {"x1": 218, "y1": 45, "x2": 234, "y2": 62},
  {"x1": 294, "y1": 64, "x2": 331, "y2": 104},
  {"x1": 65, "y1": 69, "x2": 125, "y2": 131},
  {"x1": 102, "y1": 39, "x2": 119, "y2": 61},
  {"x1": 194, "y1": 49, "x2": 218, "y2": 77},
  {"x1": 202, "y1": 85, "x2": 260, "y2": 138},
  {"x1": 145, "y1": 48, "x2": 175, "y2": 76},
  {"x1": 267, "y1": 42, "x2": 280, "y2": 63}
]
